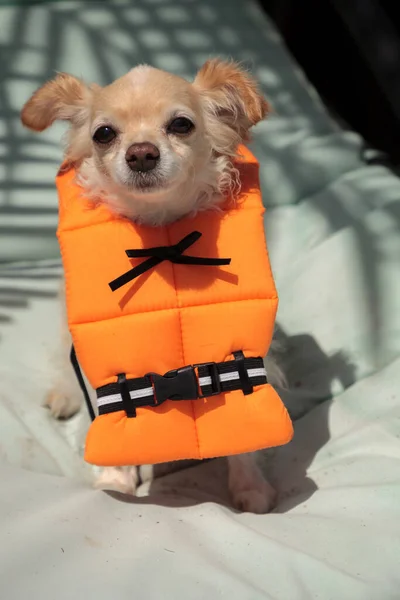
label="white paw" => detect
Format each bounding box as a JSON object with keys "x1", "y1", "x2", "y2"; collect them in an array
[
  {"x1": 45, "y1": 390, "x2": 81, "y2": 419},
  {"x1": 232, "y1": 482, "x2": 277, "y2": 514},
  {"x1": 94, "y1": 466, "x2": 138, "y2": 495}
]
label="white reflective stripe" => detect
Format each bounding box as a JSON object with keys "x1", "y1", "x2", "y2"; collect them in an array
[
  {"x1": 98, "y1": 367, "x2": 267, "y2": 407},
  {"x1": 97, "y1": 386, "x2": 154, "y2": 407},
  {"x1": 221, "y1": 371, "x2": 239, "y2": 382},
  {"x1": 97, "y1": 393, "x2": 122, "y2": 408},
  {"x1": 248, "y1": 367, "x2": 267, "y2": 379},
  {"x1": 199, "y1": 367, "x2": 267, "y2": 389},
  {"x1": 130, "y1": 386, "x2": 153, "y2": 400}
]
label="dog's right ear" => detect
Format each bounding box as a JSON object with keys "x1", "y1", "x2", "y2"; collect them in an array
[{"x1": 21, "y1": 73, "x2": 91, "y2": 132}]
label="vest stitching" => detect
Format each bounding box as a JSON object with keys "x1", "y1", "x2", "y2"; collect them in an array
[{"x1": 165, "y1": 226, "x2": 202, "y2": 459}]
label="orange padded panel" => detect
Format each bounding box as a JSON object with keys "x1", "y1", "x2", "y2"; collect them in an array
[{"x1": 56, "y1": 146, "x2": 293, "y2": 466}]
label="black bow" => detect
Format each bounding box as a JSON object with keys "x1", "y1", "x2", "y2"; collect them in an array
[{"x1": 109, "y1": 231, "x2": 231, "y2": 292}]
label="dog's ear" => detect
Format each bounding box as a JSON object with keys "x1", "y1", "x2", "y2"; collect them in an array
[
  {"x1": 21, "y1": 73, "x2": 91, "y2": 132},
  {"x1": 193, "y1": 59, "x2": 269, "y2": 144}
]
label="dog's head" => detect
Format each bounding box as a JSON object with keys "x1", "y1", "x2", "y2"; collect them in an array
[{"x1": 21, "y1": 60, "x2": 269, "y2": 224}]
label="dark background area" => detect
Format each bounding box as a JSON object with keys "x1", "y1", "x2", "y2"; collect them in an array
[{"x1": 259, "y1": 0, "x2": 400, "y2": 165}]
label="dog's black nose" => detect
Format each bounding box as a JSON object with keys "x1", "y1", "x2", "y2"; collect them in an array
[{"x1": 125, "y1": 142, "x2": 160, "y2": 172}]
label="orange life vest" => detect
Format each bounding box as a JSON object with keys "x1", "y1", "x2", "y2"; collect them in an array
[{"x1": 56, "y1": 145, "x2": 293, "y2": 466}]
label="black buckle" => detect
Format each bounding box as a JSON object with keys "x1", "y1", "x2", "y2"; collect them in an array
[
  {"x1": 147, "y1": 362, "x2": 222, "y2": 405},
  {"x1": 195, "y1": 362, "x2": 221, "y2": 398},
  {"x1": 148, "y1": 366, "x2": 199, "y2": 406}
]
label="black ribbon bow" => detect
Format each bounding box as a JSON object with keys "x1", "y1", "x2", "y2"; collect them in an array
[{"x1": 109, "y1": 231, "x2": 231, "y2": 292}]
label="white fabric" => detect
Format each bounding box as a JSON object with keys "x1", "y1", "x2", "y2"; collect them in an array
[
  {"x1": 1, "y1": 361, "x2": 400, "y2": 599},
  {"x1": 1, "y1": 0, "x2": 400, "y2": 598}
]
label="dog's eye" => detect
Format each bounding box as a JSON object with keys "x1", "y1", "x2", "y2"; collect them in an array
[
  {"x1": 93, "y1": 126, "x2": 117, "y2": 144},
  {"x1": 167, "y1": 117, "x2": 194, "y2": 135}
]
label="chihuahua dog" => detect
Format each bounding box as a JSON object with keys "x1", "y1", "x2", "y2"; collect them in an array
[{"x1": 21, "y1": 59, "x2": 280, "y2": 513}]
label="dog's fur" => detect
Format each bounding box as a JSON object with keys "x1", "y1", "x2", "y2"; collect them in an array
[{"x1": 21, "y1": 60, "x2": 280, "y2": 513}]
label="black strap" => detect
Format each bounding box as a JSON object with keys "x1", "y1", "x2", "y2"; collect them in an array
[
  {"x1": 109, "y1": 231, "x2": 231, "y2": 292},
  {"x1": 234, "y1": 350, "x2": 253, "y2": 395},
  {"x1": 96, "y1": 355, "x2": 267, "y2": 417},
  {"x1": 117, "y1": 373, "x2": 136, "y2": 418},
  {"x1": 70, "y1": 345, "x2": 96, "y2": 422},
  {"x1": 70, "y1": 345, "x2": 267, "y2": 421}
]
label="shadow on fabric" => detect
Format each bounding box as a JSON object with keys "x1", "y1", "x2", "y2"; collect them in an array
[
  {"x1": 266, "y1": 326, "x2": 356, "y2": 513},
  {"x1": 103, "y1": 328, "x2": 356, "y2": 512}
]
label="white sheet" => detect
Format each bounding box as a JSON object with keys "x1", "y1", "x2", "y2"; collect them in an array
[
  {"x1": 1, "y1": 359, "x2": 400, "y2": 600},
  {"x1": 1, "y1": 0, "x2": 400, "y2": 598}
]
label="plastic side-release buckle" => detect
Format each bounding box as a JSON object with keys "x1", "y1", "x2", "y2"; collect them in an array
[
  {"x1": 148, "y1": 366, "x2": 198, "y2": 405},
  {"x1": 148, "y1": 362, "x2": 222, "y2": 405}
]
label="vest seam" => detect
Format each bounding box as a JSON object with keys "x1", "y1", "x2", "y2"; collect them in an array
[
  {"x1": 57, "y1": 216, "x2": 115, "y2": 234},
  {"x1": 68, "y1": 296, "x2": 278, "y2": 327},
  {"x1": 165, "y1": 227, "x2": 202, "y2": 459},
  {"x1": 57, "y1": 204, "x2": 263, "y2": 235}
]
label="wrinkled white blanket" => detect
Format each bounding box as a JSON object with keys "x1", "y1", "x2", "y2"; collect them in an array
[{"x1": 1, "y1": 1, "x2": 400, "y2": 598}]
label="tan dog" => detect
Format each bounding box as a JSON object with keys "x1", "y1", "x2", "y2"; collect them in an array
[{"x1": 21, "y1": 60, "x2": 279, "y2": 513}]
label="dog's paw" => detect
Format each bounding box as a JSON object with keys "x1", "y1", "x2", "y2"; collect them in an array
[
  {"x1": 94, "y1": 466, "x2": 138, "y2": 495},
  {"x1": 45, "y1": 390, "x2": 81, "y2": 419},
  {"x1": 232, "y1": 482, "x2": 277, "y2": 514}
]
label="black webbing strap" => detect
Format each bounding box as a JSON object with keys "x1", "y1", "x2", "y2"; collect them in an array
[
  {"x1": 108, "y1": 231, "x2": 231, "y2": 292},
  {"x1": 117, "y1": 373, "x2": 136, "y2": 418},
  {"x1": 96, "y1": 355, "x2": 267, "y2": 417},
  {"x1": 70, "y1": 345, "x2": 95, "y2": 422},
  {"x1": 234, "y1": 350, "x2": 253, "y2": 395}
]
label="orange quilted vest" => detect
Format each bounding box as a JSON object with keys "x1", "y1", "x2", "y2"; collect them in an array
[{"x1": 56, "y1": 145, "x2": 293, "y2": 466}]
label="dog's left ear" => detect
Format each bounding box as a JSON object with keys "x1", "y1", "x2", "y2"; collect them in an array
[
  {"x1": 193, "y1": 59, "x2": 269, "y2": 143},
  {"x1": 21, "y1": 73, "x2": 91, "y2": 132}
]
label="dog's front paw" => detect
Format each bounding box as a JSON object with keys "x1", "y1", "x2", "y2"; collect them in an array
[
  {"x1": 231, "y1": 479, "x2": 277, "y2": 514},
  {"x1": 45, "y1": 390, "x2": 81, "y2": 419},
  {"x1": 94, "y1": 466, "x2": 139, "y2": 495}
]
